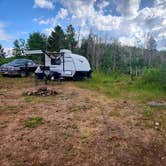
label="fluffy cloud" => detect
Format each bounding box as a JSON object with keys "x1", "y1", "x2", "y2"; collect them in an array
[
  {"x1": 60, "y1": 0, "x2": 166, "y2": 48},
  {"x1": 43, "y1": 27, "x2": 54, "y2": 36},
  {"x1": 33, "y1": 8, "x2": 68, "y2": 25},
  {"x1": 0, "y1": 22, "x2": 10, "y2": 41},
  {"x1": 34, "y1": 0, "x2": 54, "y2": 9},
  {"x1": 57, "y1": 8, "x2": 68, "y2": 19},
  {"x1": 115, "y1": 0, "x2": 141, "y2": 17},
  {"x1": 52, "y1": 8, "x2": 68, "y2": 26},
  {"x1": 4, "y1": 48, "x2": 13, "y2": 57},
  {"x1": 60, "y1": 0, "x2": 121, "y2": 31},
  {"x1": 33, "y1": 17, "x2": 51, "y2": 25},
  {"x1": 96, "y1": 0, "x2": 110, "y2": 13},
  {"x1": 34, "y1": 0, "x2": 166, "y2": 49}
]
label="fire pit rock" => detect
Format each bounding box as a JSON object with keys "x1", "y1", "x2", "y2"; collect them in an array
[{"x1": 23, "y1": 87, "x2": 58, "y2": 96}]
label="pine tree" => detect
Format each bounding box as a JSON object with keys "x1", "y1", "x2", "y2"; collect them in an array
[
  {"x1": 47, "y1": 25, "x2": 65, "y2": 52},
  {"x1": 13, "y1": 39, "x2": 26, "y2": 56},
  {"x1": 66, "y1": 25, "x2": 77, "y2": 51},
  {"x1": 13, "y1": 39, "x2": 22, "y2": 56},
  {"x1": 27, "y1": 32, "x2": 47, "y2": 50},
  {"x1": 0, "y1": 44, "x2": 5, "y2": 58}
]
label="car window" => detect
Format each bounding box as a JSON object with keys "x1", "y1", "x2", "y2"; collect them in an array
[{"x1": 10, "y1": 59, "x2": 28, "y2": 65}]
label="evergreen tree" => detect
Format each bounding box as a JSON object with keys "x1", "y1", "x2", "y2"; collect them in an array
[
  {"x1": 47, "y1": 25, "x2": 65, "y2": 51},
  {"x1": 65, "y1": 25, "x2": 77, "y2": 51},
  {"x1": 13, "y1": 39, "x2": 26, "y2": 56},
  {"x1": 0, "y1": 44, "x2": 5, "y2": 58},
  {"x1": 13, "y1": 39, "x2": 22, "y2": 56},
  {"x1": 80, "y1": 39, "x2": 88, "y2": 57},
  {"x1": 146, "y1": 35, "x2": 157, "y2": 50},
  {"x1": 27, "y1": 32, "x2": 47, "y2": 50}
]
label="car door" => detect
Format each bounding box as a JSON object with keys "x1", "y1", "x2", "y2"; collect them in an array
[{"x1": 27, "y1": 60, "x2": 38, "y2": 72}]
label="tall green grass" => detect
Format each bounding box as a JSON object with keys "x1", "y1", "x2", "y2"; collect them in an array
[
  {"x1": 76, "y1": 69, "x2": 166, "y2": 102},
  {"x1": 76, "y1": 72, "x2": 131, "y2": 97},
  {"x1": 139, "y1": 65, "x2": 166, "y2": 89}
]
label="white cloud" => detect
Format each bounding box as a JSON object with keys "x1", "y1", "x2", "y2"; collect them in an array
[
  {"x1": 119, "y1": 36, "x2": 136, "y2": 46},
  {"x1": 33, "y1": 17, "x2": 51, "y2": 25},
  {"x1": 20, "y1": 31, "x2": 28, "y2": 35},
  {"x1": 0, "y1": 22, "x2": 10, "y2": 41},
  {"x1": 96, "y1": 0, "x2": 110, "y2": 14},
  {"x1": 60, "y1": 0, "x2": 166, "y2": 49},
  {"x1": 33, "y1": 8, "x2": 68, "y2": 26},
  {"x1": 155, "y1": 0, "x2": 165, "y2": 5},
  {"x1": 43, "y1": 28, "x2": 53, "y2": 36},
  {"x1": 52, "y1": 8, "x2": 68, "y2": 26},
  {"x1": 0, "y1": 29, "x2": 10, "y2": 40},
  {"x1": 93, "y1": 15, "x2": 121, "y2": 31},
  {"x1": 4, "y1": 48, "x2": 14, "y2": 57},
  {"x1": 33, "y1": 0, "x2": 166, "y2": 49},
  {"x1": 60, "y1": 0, "x2": 121, "y2": 31},
  {"x1": 115, "y1": 0, "x2": 141, "y2": 17},
  {"x1": 57, "y1": 8, "x2": 68, "y2": 19},
  {"x1": 158, "y1": 32, "x2": 166, "y2": 38},
  {"x1": 158, "y1": 46, "x2": 166, "y2": 51},
  {"x1": 34, "y1": 0, "x2": 54, "y2": 9}
]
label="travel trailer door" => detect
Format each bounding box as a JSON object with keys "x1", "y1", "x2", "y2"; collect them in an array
[
  {"x1": 62, "y1": 55, "x2": 75, "y2": 77},
  {"x1": 45, "y1": 54, "x2": 63, "y2": 74}
]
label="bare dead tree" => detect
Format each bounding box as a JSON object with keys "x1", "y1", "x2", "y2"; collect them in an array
[{"x1": 145, "y1": 34, "x2": 157, "y2": 66}]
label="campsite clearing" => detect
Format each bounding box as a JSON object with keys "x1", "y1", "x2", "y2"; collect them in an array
[{"x1": 0, "y1": 76, "x2": 166, "y2": 166}]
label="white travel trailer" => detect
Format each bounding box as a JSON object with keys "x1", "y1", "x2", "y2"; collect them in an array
[{"x1": 24, "y1": 49, "x2": 92, "y2": 80}]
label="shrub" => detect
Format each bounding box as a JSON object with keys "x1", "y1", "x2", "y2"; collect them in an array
[
  {"x1": 0, "y1": 57, "x2": 17, "y2": 66},
  {"x1": 140, "y1": 65, "x2": 166, "y2": 89}
]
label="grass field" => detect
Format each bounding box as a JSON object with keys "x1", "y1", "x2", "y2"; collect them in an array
[
  {"x1": 0, "y1": 75, "x2": 166, "y2": 165},
  {"x1": 76, "y1": 72, "x2": 166, "y2": 102}
]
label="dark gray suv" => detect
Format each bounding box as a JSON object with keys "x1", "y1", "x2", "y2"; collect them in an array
[{"x1": 0, "y1": 59, "x2": 38, "y2": 77}]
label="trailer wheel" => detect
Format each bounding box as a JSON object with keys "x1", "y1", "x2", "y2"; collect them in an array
[{"x1": 73, "y1": 76, "x2": 83, "y2": 81}]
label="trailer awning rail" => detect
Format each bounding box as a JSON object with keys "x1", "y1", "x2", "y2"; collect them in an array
[{"x1": 23, "y1": 50, "x2": 64, "y2": 58}]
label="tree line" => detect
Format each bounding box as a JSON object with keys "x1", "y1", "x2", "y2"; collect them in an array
[
  {"x1": 77, "y1": 32, "x2": 166, "y2": 77},
  {"x1": 0, "y1": 24, "x2": 166, "y2": 77},
  {"x1": 12, "y1": 24, "x2": 77, "y2": 56}
]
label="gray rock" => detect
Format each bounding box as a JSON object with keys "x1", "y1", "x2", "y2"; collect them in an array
[{"x1": 147, "y1": 101, "x2": 166, "y2": 107}]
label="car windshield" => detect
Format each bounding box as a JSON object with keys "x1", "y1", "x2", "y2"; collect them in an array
[{"x1": 10, "y1": 59, "x2": 28, "y2": 65}]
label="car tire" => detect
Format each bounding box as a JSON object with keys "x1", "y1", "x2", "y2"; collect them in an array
[
  {"x1": 2, "y1": 74, "x2": 7, "y2": 77},
  {"x1": 20, "y1": 71, "x2": 27, "y2": 77}
]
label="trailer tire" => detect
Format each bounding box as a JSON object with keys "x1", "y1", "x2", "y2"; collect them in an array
[{"x1": 73, "y1": 75, "x2": 84, "y2": 81}]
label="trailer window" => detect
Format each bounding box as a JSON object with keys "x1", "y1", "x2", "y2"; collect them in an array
[{"x1": 51, "y1": 58, "x2": 61, "y2": 65}]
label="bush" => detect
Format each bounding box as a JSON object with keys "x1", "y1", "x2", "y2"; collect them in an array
[
  {"x1": 141, "y1": 65, "x2": 166, "y2": 89},
  {"x1": 0, "y1": 57, "x2": 18, "y2": 66}
]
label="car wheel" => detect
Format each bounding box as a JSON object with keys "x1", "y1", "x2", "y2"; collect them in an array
[
  {"x1": 2, "y1": 74, "x2": 7, "y2": 77},
  {"x1": 20, "y1": 71, "x2": 27, "y2": 77}
]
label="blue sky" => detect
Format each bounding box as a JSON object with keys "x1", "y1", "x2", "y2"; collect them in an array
[{"x1": 0, "y1": 0, "x2": 166, "y2": 51}]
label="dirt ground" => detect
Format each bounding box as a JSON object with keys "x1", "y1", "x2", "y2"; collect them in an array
[{"x1": 0, "y1": 77, "x2": 166, "y2": 166}]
